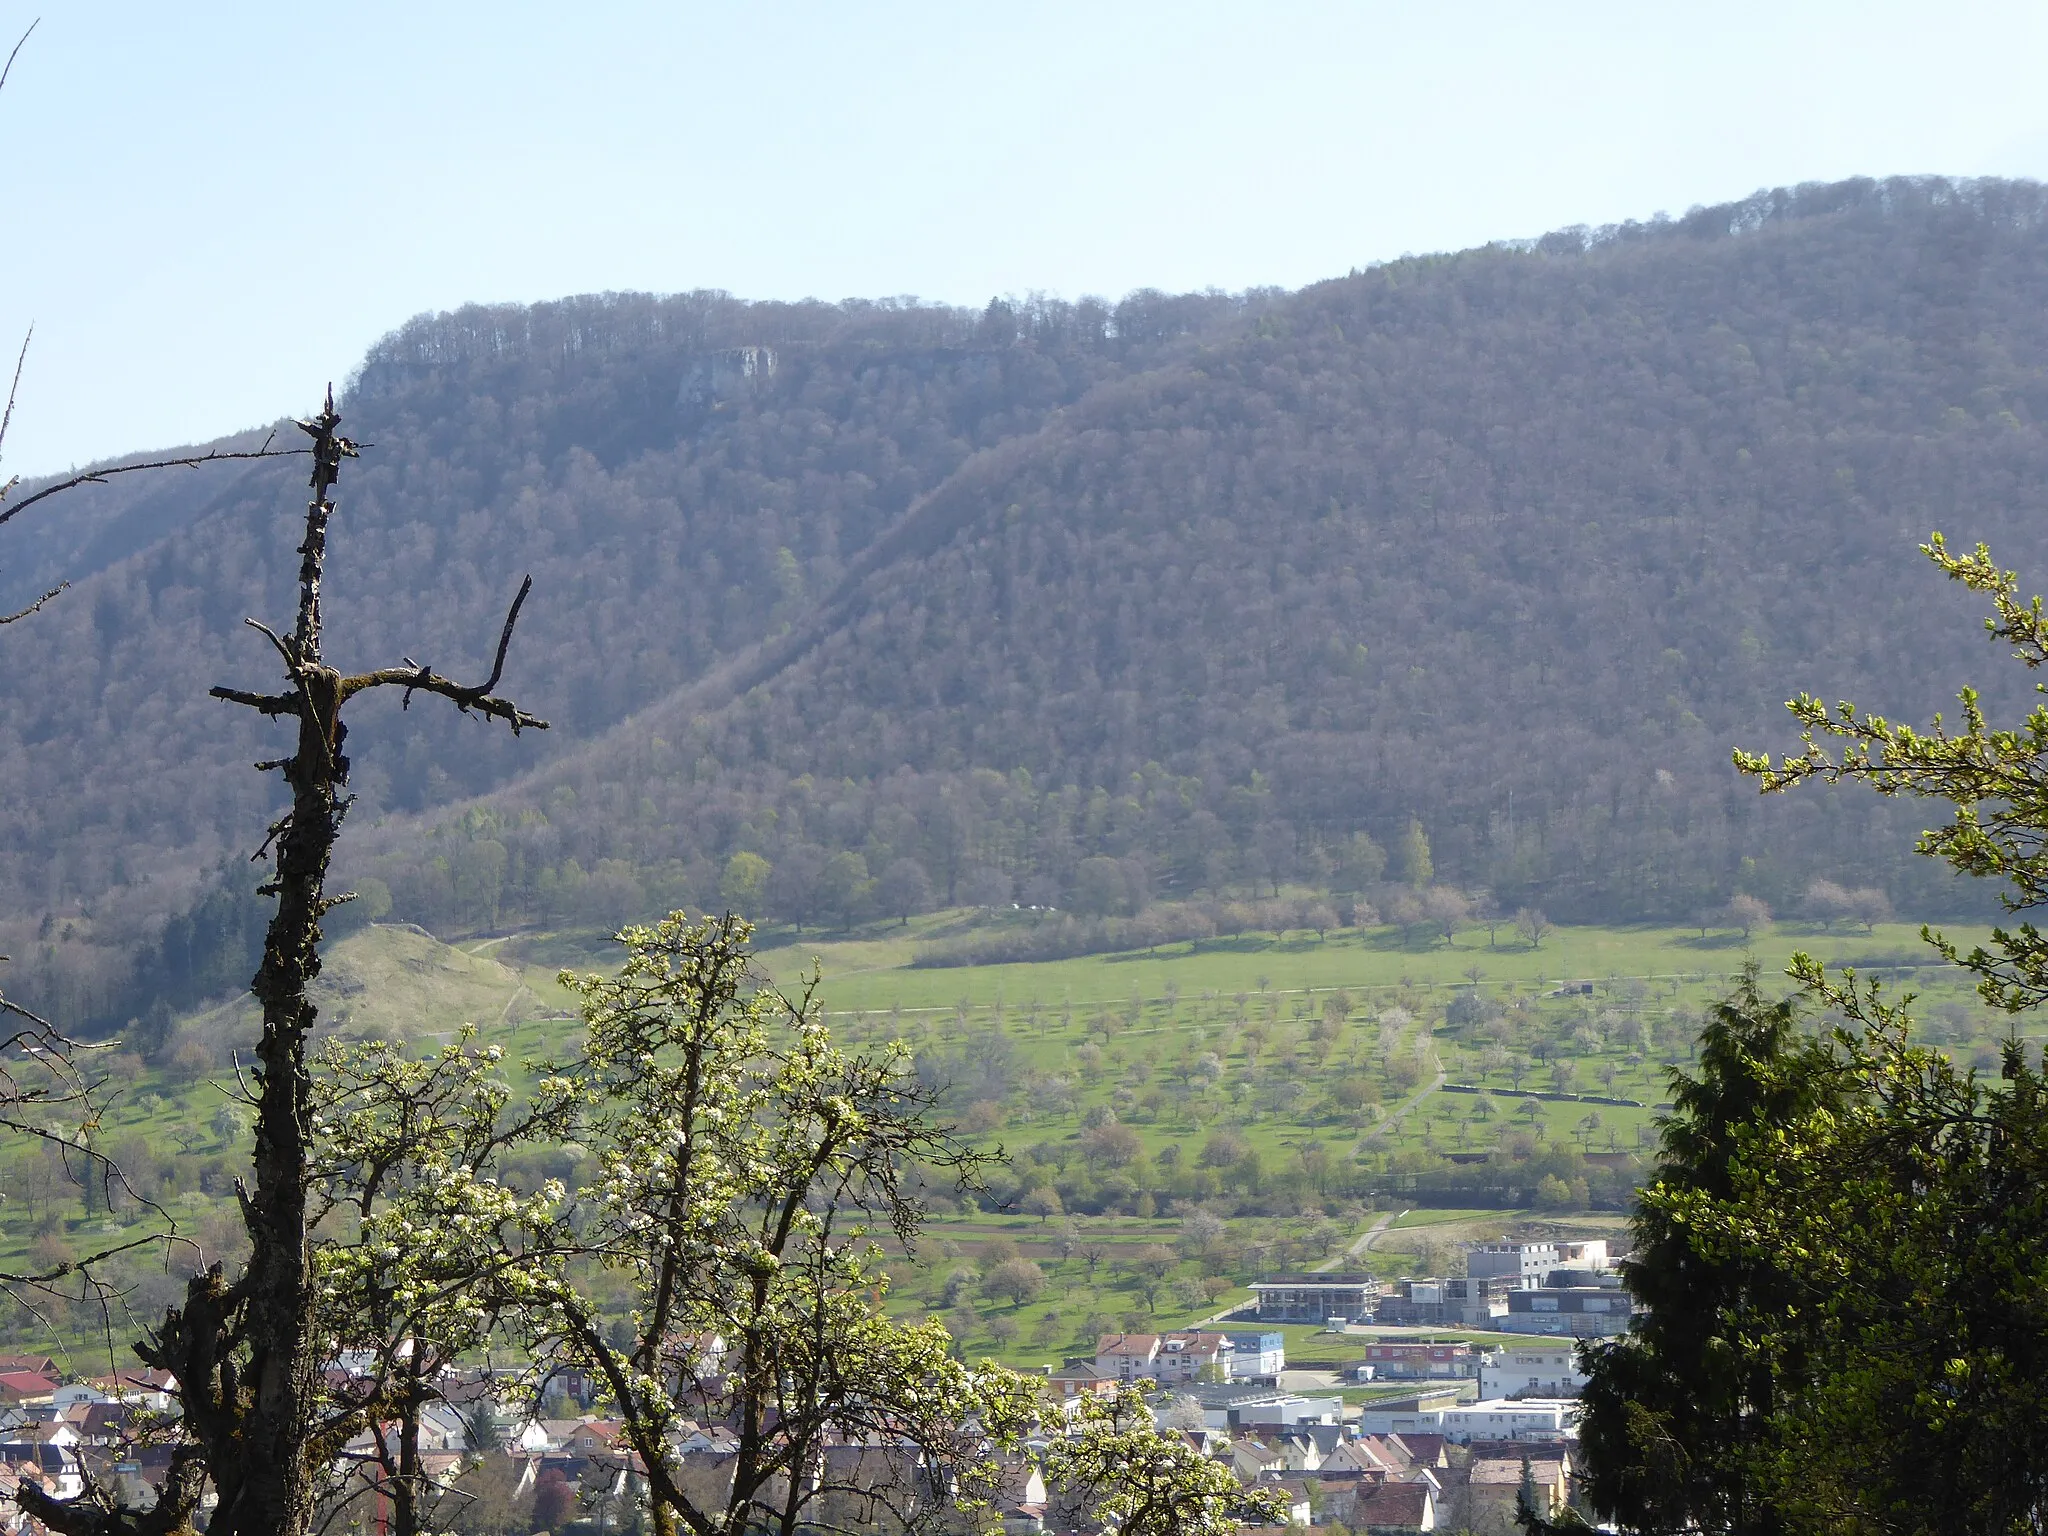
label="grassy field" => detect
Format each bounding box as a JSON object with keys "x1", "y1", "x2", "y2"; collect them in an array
[
  {"x1": 0, "y1": 907, "x2": 2008, "y2": 1367},
  {"x1": 752, "y1": 915, "x2": 1968, "y2": 1015}
]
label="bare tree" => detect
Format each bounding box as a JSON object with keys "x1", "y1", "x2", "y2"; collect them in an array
[
  {"x1": 0, "y1": 19, "x2": 318, "y2": 1383},
  {"x1": 1723, "y1": 892, "x2": 1771, "y2": 941},
  {"x1": 24, "y1": 391, "x2": 545, "y2": 1536}
]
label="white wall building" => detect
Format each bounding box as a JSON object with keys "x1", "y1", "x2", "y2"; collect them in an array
[
  {"x1": 1356, "y1": 1397, "x2": 1579, "y2": 1443},
  {"x1": 1480, "y1": 1346, "x2": 1591, "y2": 1399},
  {"x1": 1465, "y1": 1240, "x2": 1610, "y2": 1287}
]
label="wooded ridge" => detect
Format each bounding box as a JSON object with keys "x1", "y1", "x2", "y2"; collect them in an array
[{"x1": 8, "y1": 175, "x2": 2048, "y2": 1024}]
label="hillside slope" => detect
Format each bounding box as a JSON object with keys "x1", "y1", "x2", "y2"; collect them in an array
[
  {"x1": 0, "y1": 289, "x2": 1254, "y2": 1019},
  {"x1": 11, "y1": 178, "x2": 2048, "y2": 1024},
  {"x1": 358, "y1": 176, "x2": 2048, "y2": 938}
]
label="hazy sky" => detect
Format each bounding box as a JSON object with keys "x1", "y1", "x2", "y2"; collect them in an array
[{"x1": 6, "y1": 1, "x2": 2048, "y2": 475}]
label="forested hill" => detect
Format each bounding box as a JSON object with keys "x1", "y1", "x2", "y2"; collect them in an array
[
  {"x1": 0, "y1": 286, "x2": 1261, "y2": 1017},
  {"x1": 10, "y1": 175, "x2": 2048, "y2": 1020}
]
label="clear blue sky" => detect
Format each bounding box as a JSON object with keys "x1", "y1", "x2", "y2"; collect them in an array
[{"x1": 6, "y1": 1, "x2": 2048, "y2": 475}]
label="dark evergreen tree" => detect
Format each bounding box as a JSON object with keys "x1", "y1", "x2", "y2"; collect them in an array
[{"x1": 1574, "y1": 969, "x2": 1844, "y2": 1534}]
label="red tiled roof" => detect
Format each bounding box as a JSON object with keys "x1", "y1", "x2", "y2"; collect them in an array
[
  {"x1": 1352, "y1": 1480, "x2": 1433, "y2": 1526},
  {"x1": 1094, "y1": 1333, "x2": 1159, "y2": 1356}
]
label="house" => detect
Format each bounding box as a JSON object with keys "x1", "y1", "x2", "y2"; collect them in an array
[
  {"x1": 1318, "y1": 1437, "x2": 1394, "y2": 1477},
  {"x1": 1151, "y1": 1331, "x2": 1234, "y2": 1382},
  {"x1": 1222, "y1": 1330, "x2": 1286, "y2": 1379},
  {"x1": 85, "y1": 1369, "x2": 176, "y2": 1413},
  {"x1": 0, "y1": 1433, "x2": 84, "y2": 1502},
  {"x1": 1351, "y1": 1478, "x2": 1439, "y2": 1532},
  {"x1": 1388, "y1": 1432, "x2": 1448, "y2": 1469},
  {"x1": 674, "y1": 1424, "x2": 741, "y2": 1457},
  {"x1": 1467, "y1": 1439, "x2": 1572, "y2": 1474},
  {"x1": 75, "y1": 1403, "x2": 131, "y2": 1447},
  {"x1": 0, "y1": 1358, "x2": 57, "y2": 1380},
  {"x1": 1172, "y1": 1425, "x2": 1231, "y2": 1458},
  {"x1": 1248, "y1": 1271, "x2": 1380, "y2": 1323},
  {"x1": 1047, "y1": 1359, "x2": 1119, "y2": 1399},
  {"x1": 1321, "y1": 1434, "x2": 1443, "y2": 1483},
  {"x1": 508, "y1": 1417, "x2": 585, "y2": 1454},
  {"x1": 1348, "y1": 1341, "x2": 1475, "y2": 1382},
  {"x1": 1094, "y1": 1333, "x2": 1161, "y2": 1380},
  {"x1": 1174, "y1": 1383, "x2": 1340, "y2": 1433},
  {"x1": 415, "y1": 1401, "x2": 472, "y2": 1453},
  {"x1": 1480, "y1": 1345, "x2": 1591, "y2": 1399},
  {"x1": 1464, "y1": 1452, "x2": 1569, "y2": 1534},
  {"x1": 0, "y1": 1376, "x2": 54, "y2": 1408},
  {"x1": 1262, "y1": 1474, "x2": 1317, "y2": 1525},
  {"x1": 566, "y1": 1420, "x2": 622, "y2": 1458},
  {"x1": 1230, "y1": 1437, "x2": 1289, "y2": 1483},
  {"x1": 983, "y1": 1450, "x2": 1049, "y2": 1533},
  {"x1": 1435, "y1": 1399, "x2": 1578, "y2": 1443}
]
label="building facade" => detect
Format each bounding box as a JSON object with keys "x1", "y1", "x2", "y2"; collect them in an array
[
  {"x1": 1248, "y1": 1272, "x2": 1380, "y2": 1322},
  {"x1": 1221, "y1": 1331, "x2": 1286, "y2": 1380},
  {"x1": 1464, "y1": 1240, "x2": 1610, "y2": 1288},
  {"x1": 1480, "y1": 1345, "x2": 1591, "y2": 1398},
  {"x1": 1500, "y1": 1286, "x2": 1632, "y2": 1337},
  {"x1": 1350, "y1": 1342, "x2": 1477, "y2": 1381}
]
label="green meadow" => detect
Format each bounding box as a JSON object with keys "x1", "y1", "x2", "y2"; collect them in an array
[{"x1": 0, "y1": 909, "x2": 2006, "y2": 1371}]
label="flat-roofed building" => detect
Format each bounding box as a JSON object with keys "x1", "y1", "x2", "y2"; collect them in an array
[
  {"x1": 1480, "y1": 1345, "x2": 1591, "y2": 1398},
  {"x1": 1500, "y1": 1286, "x2": 1632, "y2": 1337},
  {"x1": 1465, "y1": 1240, "x2": 1610, "y2": 1288},
  {"x1": 1248, "y1": 1271, "x2": 1380, "y2": 1322},
  {"x1": 1221, "y1": 1330, "x2": 1285, "y2": 1379},
  {"x1": 1349, "y1": 1341, "x2": 1476, "y2": 1381}
]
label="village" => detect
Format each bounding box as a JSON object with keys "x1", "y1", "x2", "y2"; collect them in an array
[{"x1": 0, "y1": 1238, "x2": 1616, "y2": 1535}]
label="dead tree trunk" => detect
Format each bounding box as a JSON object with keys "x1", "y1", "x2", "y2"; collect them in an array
[{"x1": 22, "y1": 389, "x2": 544, "y2": 1536}]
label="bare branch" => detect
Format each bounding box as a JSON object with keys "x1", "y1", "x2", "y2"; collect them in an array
[
  {"x1": 476, "y1": 573, "x2": 533, "y2": 697},
  {"x1": 343, "y1": 664, "x2": 549, "y2": 733},
  {"x1": 0, "y1": 20, "x2": 38, "y2": 98},
  {"x1": 0, "y1": 438, "x2": 315, "y2": 531},
  {"x1": 341, "y1": 576, "x2": 549, "y2": 732},
  {"x1": 0, "y1": 579, "x2": 64, "y2": 624},
  {"x1": 0, "y1": 325, "x2": 30, "y2": 465},
  {"x1": 209, "y1": 685, "x2": 299, "y2": 716}
]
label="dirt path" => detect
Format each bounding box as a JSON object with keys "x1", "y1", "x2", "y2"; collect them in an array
[{"x1": 1324, "y1": 1207, "x2": 1408, "y2": 1269}]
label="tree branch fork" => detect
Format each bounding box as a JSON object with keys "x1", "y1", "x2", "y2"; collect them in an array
[{"x1": 209, "y1": 574, "x2": 548, "y2": 737}]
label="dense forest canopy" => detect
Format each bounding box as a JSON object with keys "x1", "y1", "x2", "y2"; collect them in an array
[{"x1": 8, "y1": 175, "x2": 2048, "y2": 1022}]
